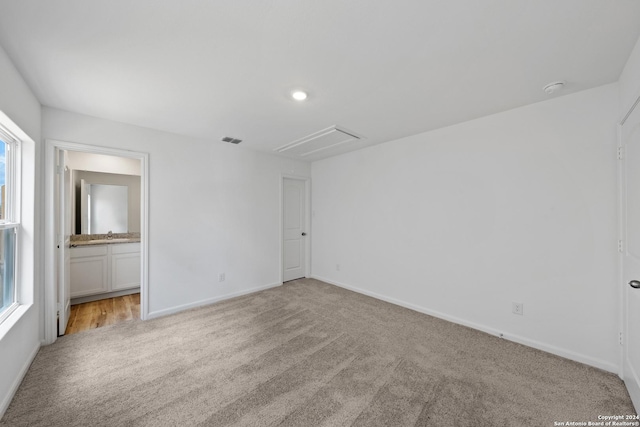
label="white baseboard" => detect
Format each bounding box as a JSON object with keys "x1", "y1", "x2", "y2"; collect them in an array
[
  {"x1": 147, "y1": 282, "x2": 282, "y2": 320},
  {"x1": 311, "y1": 275, "x2": 618, "y2": 374},
  {"x1": 0, "y1": 342, "x2": 40, "y2": 419}
]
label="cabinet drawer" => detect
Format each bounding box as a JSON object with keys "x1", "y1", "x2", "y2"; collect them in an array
[
  {"x1": 111, "y1": 242, "x2": 141, "y2": 255},
  {"x1": 70, "y1": 245, "x2": 108, "y2": 258}
]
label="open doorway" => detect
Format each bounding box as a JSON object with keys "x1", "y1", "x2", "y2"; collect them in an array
[
  {"x1": 62, "y1": 151, "x2": 142, "y2": 335},
  {"x1": 44, "y1": 140, "x2": 149, "y2": 344}
]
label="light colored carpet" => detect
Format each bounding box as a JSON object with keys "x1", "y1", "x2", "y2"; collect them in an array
[{"x1": 1, "y1": 278, "x2": 634, "y2": 426}]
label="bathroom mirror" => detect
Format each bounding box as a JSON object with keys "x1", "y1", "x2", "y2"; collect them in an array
[{"x1": 80, "y1": 181, "x2": 128, "y2": 234}]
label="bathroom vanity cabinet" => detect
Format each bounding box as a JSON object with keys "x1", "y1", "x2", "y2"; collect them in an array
[{"x1": 70, "y1": 242, "x2": 140, "y2": 300}]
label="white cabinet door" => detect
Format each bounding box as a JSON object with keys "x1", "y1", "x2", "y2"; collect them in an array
[
  {"x1": 70, "y1": 245, "x2": 109, "y2": 297},
  {"x1": 111, "y1": 242, "x2": 140, "y2": 291},
  {"x1": 112, "y1": 252, "x2": 141, "y2": 291}
]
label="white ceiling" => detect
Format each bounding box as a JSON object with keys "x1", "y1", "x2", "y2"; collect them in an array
[{"x1": 0, "y1": 1, "x2": 639, "y2": 161}]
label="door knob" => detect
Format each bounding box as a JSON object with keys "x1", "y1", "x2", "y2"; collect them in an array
[
  {"x1": 301, "y1": 232, "x2": 307, "y2": 236},
  {"x1": 629, "y1": 280, "x2": 640, "y2": 289}
]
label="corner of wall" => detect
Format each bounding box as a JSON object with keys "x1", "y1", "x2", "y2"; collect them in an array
[{"x1": 619, "y1": 34, "x2": 640, "y2": 117}]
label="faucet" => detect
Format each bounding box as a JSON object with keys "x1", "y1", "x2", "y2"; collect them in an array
[{"x1": 107, "y1": 230, "x2": 113, "y2": 240}]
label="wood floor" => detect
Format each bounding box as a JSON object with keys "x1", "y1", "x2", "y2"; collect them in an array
[{"x1": 64, "y1": 293, "x2": 140, "y2": 335}]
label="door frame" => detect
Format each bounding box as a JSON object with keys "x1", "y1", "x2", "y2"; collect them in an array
[
  {"x1": 280, "y1": 174, "x2": 311, "y2": 283},
  {"x1": 619, "y1": 92, "x2": 640, "y2": 411},
  {"x1": 618, "y1": 121, "x2": 625, "y2": 381},
  {"x1": 43, "y1": 139, "x2": 149, "y2": 345}
]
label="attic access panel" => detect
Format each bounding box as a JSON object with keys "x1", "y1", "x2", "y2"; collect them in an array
[{"x1": 275, "y1": 126, "x2": 361, "y2": 157}]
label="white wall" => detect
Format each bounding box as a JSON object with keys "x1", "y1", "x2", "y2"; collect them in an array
[
  {"x1": 0, "y1": 46, "x2": 41, "y2": 415},
  {"x1": 620, "y1": 35, "x2": 640, "y2": 116},
  {"x1": 312, "y1": 83, "x2": 620, "y2": 372},
  {"x1": 42, "y1": 107, "x2": 310, "y2": 317}
]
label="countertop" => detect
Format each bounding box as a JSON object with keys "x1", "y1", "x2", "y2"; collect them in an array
[{"x1": 70, "y1": 238, "x2": 141, "y2": 247}]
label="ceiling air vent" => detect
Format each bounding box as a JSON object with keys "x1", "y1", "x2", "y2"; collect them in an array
[
  {"x1": 221, "y1": 136, "x2": 242, "y2": 144},
  {"x1": 274, "y1": 126, "x2": 361, "y2": 157}
]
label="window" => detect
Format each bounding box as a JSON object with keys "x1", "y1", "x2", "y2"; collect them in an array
[{"x1": 0, "y1": 125, "x2": 18, "y2": 323}]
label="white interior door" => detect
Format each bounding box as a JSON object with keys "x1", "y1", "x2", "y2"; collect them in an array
[
  {"x1": 57, "y1": 149, "x2": 71, "y2": 335},
  {"x1": 283, "y1": 178, "x2": 306, "y2": 282},
  {"x1": 622, "y1": 100, "x2": 640, "y2": 412}
]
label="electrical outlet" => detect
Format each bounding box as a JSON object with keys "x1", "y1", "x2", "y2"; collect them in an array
[
  {"x1": 336, "y1": 264, "x2": 340, "y2": 271},
  {"x1": 512, "y1": 302, "x2": 523, "y2": 315},
  {"x1": 218, "y1": 273, "x2": 225, "y2": 282}
]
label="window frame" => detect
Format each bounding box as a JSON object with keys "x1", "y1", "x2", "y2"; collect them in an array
[{"x1": 0, "y1": 125, "x2": 20, "y2": 325}]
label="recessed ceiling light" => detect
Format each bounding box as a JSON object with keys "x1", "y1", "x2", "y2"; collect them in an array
[
  {"x1": 292, "y1": 91, "x2": 308, "y2": 101},
  {"x1": 543, "y1": 81, "x2": 565, "y2": 95}
]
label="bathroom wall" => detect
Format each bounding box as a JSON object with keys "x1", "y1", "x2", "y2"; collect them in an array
[{"x1": 67, "y1": 151, "x2": 141, "y2": 176}]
